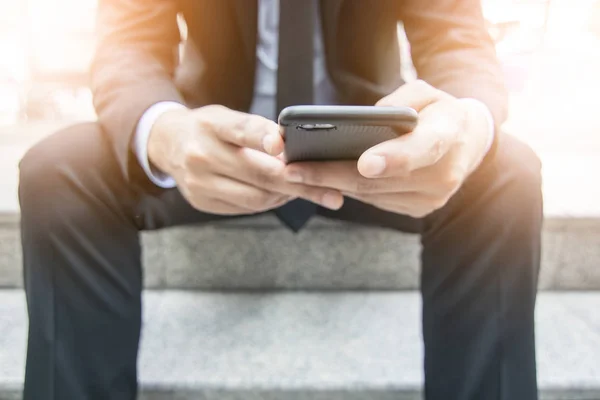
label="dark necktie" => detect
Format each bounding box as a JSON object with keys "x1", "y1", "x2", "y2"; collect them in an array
[{"x1": 274, "y1": 0, "x2": 318, "y2": 232}]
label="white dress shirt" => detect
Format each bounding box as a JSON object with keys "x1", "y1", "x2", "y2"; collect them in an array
[{"x1": 133, "y1": 0, "x2": 494, "y2": 189}]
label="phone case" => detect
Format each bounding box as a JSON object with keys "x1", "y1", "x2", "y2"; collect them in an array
[{"x1": 279, "y1": 106, "x2": 418, "y2": 163}]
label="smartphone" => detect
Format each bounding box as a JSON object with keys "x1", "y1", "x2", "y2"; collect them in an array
[{"x1": 278, "y1": 105, "x2": 418, "y2": 163}]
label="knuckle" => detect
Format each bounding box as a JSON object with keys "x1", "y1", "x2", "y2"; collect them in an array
[
  {"x1": 232, "y1": 113, "x2": 251, "y2": 132},
  {"x1": 181, "y1": 174, "x2": 197, "y2": 190},
  {"x1": 236, "y1": 115, "x2": 270, "y2": 148},
  {"x1": 299, "y1": 169, "x2": 318, "y2": 185},
  {"x1": 351, "y1": 192, "x2": 368, "y2": 201},
  {"x1": 414, "y1": 79, "x2": 431, "y2": 91},
  {"x1": 184, "y1": 147, "x2": 209, "y2": 168},
  {"x1": 190, "y1": 198, "x2": 205, "y2": 211},
  {"x1": 269, "y1": 194, "x2": 288, "y2": 207},
  {"x1": 403, "y1": 205, "x2": 424, "y2": 218},
  {"x1": 455, "y1": 131, "x2": 468, "y2": 147},
  {"x1": 414, "y1": 79, "x2": 427, "y2": 88},
  {"x1": 410, "y1": 210, "x2": 428, "y2": 218},
  {"x1": 393, "y1": 152, "x2": 411, "y2": 170},
  {"x1": 252, "y1": 169, "x2": 277, "y2": 187},
  {"x1": 412, "y1": 79, "x2": 449, "y2": 101},
  {"x1": 203, "y1": 104, "x2": 227, "y2": 115},
  {"x1": 197, "y1": 116, "x2": 216, "y2": 135},
  {"x1": 430, "y1": 139, "x2": 446, "y2": 160},
  {"x1": 299, "y1": 187, "x2": 322, "y2": 204},
  {"x1": 431, "y1": 197, "x2": 448, "y2": 210},
  {"x1": 410, "y1": 205, "x2": 435, "y2": 218},
  {"x1": 183, "y1": 188, "x2": 203, "y2": 210},
  {"x1": 234, "y1": 129, "x2": 247, "y2": 147},
  {"x1": 197, "y1": 105, "x2": 225, "y2": 128},
  {"x1": 442, "y1": 169, "x2": 463, "y2": 190},
  {"x1": 242, "y1": 199, "x2": 263, "y2": 212},
  {"x1": 448, "y1": 97, "x2": 464, "y2": 109},
  {"x1": 433, "y1": 117, "x2": 460, "y2": 138},
  {"x1": 355, "y1": 178, "x2": 379, "y2": 193},
  {"x1": 240, "y1": 113, "x2": 263, "y2": 130},
  {"x1": 248, "y1": 192, "x2": 274, "y2": 210}
]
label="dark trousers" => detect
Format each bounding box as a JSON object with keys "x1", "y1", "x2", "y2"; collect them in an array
[{"x1": 19, "y1": 122, "x2": 543, "y2": 400}]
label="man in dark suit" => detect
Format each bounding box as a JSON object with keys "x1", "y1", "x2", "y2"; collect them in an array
[{"x1": 19, "y1": 0, "x2": 542, "y2": 399}]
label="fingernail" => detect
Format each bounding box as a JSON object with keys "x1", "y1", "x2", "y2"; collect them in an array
[
  {"x1": 285, "y1": 169, "x2": 303, "y2": 183},
  {"x1": 362, "y1": 155, "x2": 387, "y2": 176},
  {"x1": 322, "y1": 191, "x2": 342, "y2": 210}
]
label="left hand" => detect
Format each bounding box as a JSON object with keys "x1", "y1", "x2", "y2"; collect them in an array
[{"x1": 283, "y1": 80, "x2": 494, "y2": 217}]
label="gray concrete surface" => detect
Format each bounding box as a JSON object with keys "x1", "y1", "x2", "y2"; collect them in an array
[
  {"x1": 1, "y1": 290, "x2": 599, "y2": 399},
  {"x1": 2, "y1": 213, "x2": 600, "y2": 290}
]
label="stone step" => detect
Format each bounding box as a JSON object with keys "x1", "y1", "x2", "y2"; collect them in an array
[
  {"x1": 1, "y1": 212, "x2": 600, "y2": 290},
  {"x1": 1, "y1": 290, "x2": 600, "y2": 400}
]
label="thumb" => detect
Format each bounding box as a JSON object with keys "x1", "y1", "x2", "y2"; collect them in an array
[{"x1": 376, "y1": 80, "x2": 452, "y2": 112}]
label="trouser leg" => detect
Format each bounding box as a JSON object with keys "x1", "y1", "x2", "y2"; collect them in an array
[
  {"x1": 318, "y1": 133, "x2": 543, "y2": 400},
  {"x1": 19, "y1": 122, "x2": 225, "y2": 399}
]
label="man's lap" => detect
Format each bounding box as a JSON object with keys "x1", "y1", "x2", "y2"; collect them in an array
[{"x1": 18, "y1": 120, "x2": 541, "y2": 237}]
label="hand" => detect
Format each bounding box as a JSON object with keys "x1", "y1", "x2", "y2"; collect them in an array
[
  {"x1": 282, "y1": 80, "x2": 493, "y2": 218},
  {"x1": 148, "y1": 105, "x2": 344, "y2": 215}
]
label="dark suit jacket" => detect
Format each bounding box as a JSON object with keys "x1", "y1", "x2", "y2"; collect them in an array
[{"x1": 90, "y1": 0, "x2": 508, "y2": 189}]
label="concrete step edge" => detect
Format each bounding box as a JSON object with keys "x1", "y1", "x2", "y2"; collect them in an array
[
  {"x1": 1, "y1": 290, "x2": 599, "y2": 400},
  {"x1": 1, "y1": 214, "x2": 600, "y2": 290}
]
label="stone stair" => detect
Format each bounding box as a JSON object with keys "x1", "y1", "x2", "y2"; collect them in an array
[
  {"x1": 1, "y1": 213, "x2": 600, "y2": 291},
  {"x1": 2, "y1": 290, "x2": 600, "y2": 400}
]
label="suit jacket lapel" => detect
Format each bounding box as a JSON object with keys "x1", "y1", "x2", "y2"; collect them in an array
[{"x1": 232, "y1": 0, "x2": 258, "y2": 64}]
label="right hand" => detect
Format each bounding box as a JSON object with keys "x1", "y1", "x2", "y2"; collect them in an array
[{"x1": 148, "y1": 105, "x2": 344, "y2": 215}]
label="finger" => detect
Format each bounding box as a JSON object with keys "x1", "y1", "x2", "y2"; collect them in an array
[
  {"x1": 183, "y1": 194, "x2": 255, "y2": 215},
  {"x1": 212, "y1": 143, "x2": 287, "y2": 180},
  {"x1": 283, "y1": 150, "x2": 467, "y2": 198},
  {"x1": 376, "y1": 79, "x2": 452, "y2": 111},
  {"x1": 284, "y1": 161, "x2": 360, "y2": 191},
  {"x1": 358, "y1": 100, "x2": 463, "y2": 177},
  {"x1": 182, "y1": 135, "x2": 287, "y2": 188},
  {"x1": 188, "y1": 173, "x2": 292, "y2": 213},
  {"x1": 214, "y1": 146, "x2": 344, "y2": 210},
  {"x1": 284, "y1": 160, "x2": 422, "y2": 194},
  {"x1": 198, "y1": 105, "x2": 284, "y2": 156},
  {"x1": 345, "y1": 191, "x2": 447, "y2": 218},
  {"x1": 191, "y1": 196, "x2": 289, "y2": 215}
]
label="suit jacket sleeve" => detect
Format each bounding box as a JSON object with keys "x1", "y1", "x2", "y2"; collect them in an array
[
  {"x1": 91, "y1": 0, "x2": 184, "y2": 187},
  {"x1": 398, "y1": 0, "x2": 509, "y2": 127}
]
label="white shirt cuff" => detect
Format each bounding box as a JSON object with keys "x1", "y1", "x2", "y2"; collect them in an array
[{"x1": 133, "y1": 101, "x2": 186, "y2": 189}]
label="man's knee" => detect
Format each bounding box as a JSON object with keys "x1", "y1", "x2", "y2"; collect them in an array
[
  {"x1": 465, "y1": 132, "x2": 543, "y2": 217},
  {"x1": 19, "y1": 122, "x2": 121, "y2": 219},
  {"x1": 492, "y1": 133, "x2": 543, "y2": 210}
]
